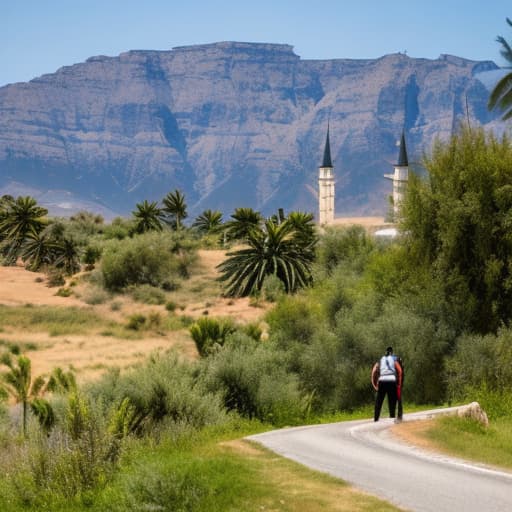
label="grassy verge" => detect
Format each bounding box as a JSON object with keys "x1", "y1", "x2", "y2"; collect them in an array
[
  {"x1": 422, "y1": 416, "x2": 512, "y2": 470},
  {"x1": 0, "y1": 420, "x2": 400, "y2": 512}
]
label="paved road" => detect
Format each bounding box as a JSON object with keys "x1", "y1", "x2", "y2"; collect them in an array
[{"x1": 247, "y1": 407, "x2": 512, "y2": 512}]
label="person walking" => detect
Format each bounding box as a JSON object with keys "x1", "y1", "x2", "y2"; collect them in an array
[{"x1": 371, "y1": 346, "x2": 403, "y2": 422}]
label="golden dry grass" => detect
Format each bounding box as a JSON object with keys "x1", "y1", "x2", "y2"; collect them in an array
[{"x1": 0, "y1": 249, "x2": 269, "y2": 383}]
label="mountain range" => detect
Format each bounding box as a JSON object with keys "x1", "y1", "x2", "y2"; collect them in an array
[{"x1": 0, "y1": 41, "x2": 507, "y2": 220}]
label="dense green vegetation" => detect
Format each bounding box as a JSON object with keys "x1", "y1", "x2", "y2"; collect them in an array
[{"x1": 1, "y1": 127, "x2": 512, "y2": 509}]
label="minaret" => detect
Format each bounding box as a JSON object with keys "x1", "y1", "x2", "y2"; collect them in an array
[
  {"x1": 318, "y1": 124, "x2": 335, "y2": 225},
  {"x1": 384, "y1": 131, "x2": 409, "y2": 218}
]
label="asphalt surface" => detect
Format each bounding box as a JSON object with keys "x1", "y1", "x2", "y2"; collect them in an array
[{"x1": 247, "y1": 407, "x2": 512, "y2": 512}]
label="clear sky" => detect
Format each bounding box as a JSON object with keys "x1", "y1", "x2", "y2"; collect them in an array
[{"x1": 2, "y1": 0, "x2": 511, "y2": 87}]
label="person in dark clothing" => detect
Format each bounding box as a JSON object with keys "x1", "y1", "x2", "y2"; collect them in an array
[{"x1": 371, "y1": 346, "x2": 403, "y2": 422}]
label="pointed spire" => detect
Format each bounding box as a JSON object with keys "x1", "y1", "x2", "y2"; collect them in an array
[
  {"x1": 397, "y1": 131, "x2": 408, "y2": 167},
  {"x1": 321, "y1": 122, "x2": 333, "y2": 168}
]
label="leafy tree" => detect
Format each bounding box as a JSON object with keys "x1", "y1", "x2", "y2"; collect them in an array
[
  {"x1": 192, "y1": 209, "x2": 223, "y2": 234},
  {"x1": 132, "y1": 200, "x2": 163, "y2": 234},
  {"x1": 161, "y1": 189, "x2": 187, "y2": 230},
  {"x1": 488, "y1": 17, "x2": 512, "y2": 120},
  {"x1": 53, "y1": 236, "x2": 82, "y2": 275},
  {"x1": 0, "y1": 353, "x2": 47, "y2": 436},
  {"x1": 400, "y1": 127, "x2": 512, "y2": 333},
  {"x1": 223, "y1": 207, "x2": 263, "y2": 241},
  {"x1": 218, "y1": 215, "x2": 317, "y2": 297}
]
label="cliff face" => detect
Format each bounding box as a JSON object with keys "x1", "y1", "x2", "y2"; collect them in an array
[{"x1": 0, "y1": 42, "x2": 503, "y2": 218}]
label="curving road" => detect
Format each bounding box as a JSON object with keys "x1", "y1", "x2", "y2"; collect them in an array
[{"x1": 247, "y1": 407, "x2": 512, "y2": 512}]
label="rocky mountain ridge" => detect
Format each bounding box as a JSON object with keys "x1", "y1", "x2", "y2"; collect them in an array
[{"x1": 0, "y1": 41, "x2": 506, "y2": 219}]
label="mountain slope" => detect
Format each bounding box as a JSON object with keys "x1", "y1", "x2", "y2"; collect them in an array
[{"x1": 0, "y1": 42, "x2": 504, "y2": 219}]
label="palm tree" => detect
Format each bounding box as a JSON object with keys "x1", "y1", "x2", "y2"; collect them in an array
[
  {"x1": 192, "y1": 209, "x2": 223, "y2": 234},
  {"x1": 1, "y1": 353, "x2": 46, "y2": 436},
  {"x1": 0, "y1": 196, "x2": 48, "y2": 264},
  {"x1": 223, "y1": 207, "x2": 263, "y2": 242},
  {"x1": 217, "y1": 215, "x2": 317, "y2": 297},
  {"x1": 489, "y1": 18, "x2": 512, "y2": 119},
  {"x1": 20, "y1": 230, "x2": 57, "y2": 271},
  {"x1": 53, "y1": 236, "x2": 82, "y2": 275},
  {"x1": 161, "y1": 189, "x2": 187, "y2": 230},
  {"x1": 132, "y1": 200, "x2": 163, "y2": 234}
]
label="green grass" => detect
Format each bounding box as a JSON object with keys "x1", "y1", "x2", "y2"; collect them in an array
[
  {"x1": 425, "y1": 415, "x2": 512, "y2": 470},
  {"x1": 0, "y1": 419, "x2": 400, "y2": 512}
]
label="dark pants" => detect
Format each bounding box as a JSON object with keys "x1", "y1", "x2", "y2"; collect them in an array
[{"x1": 374, "y1": 380, "x2": 397, "y2": 421}]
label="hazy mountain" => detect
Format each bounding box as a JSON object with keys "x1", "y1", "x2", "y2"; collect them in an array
[{"x1": 0, "y1": 42, "x2": 506, "y2": 220}]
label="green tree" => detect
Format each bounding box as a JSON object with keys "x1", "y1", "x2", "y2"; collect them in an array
[
  {"x1": 223, "y1": 207, "x2": 263, "y2": 241},
  {"x1": 218, "y1": 215, "x2": 317, "y2": 297},
  {"x1": 0, "y1": 353, "x2": 47, "y2": 436},
  {"x1": 132, "y1": 200, "x2": 163, "y2": 234},
  {"x1": 488, "y1": 18, "x2": 512, "y2": 120},
  {"x1": 400, "y1": 127, "x2": 512, "y2": 333},
  {"x1": 192, "y1": 209, "x2": 223, "y2": 234},
  {"x1": 161, "y1": 189, "x2": 187, "y2": 230}
]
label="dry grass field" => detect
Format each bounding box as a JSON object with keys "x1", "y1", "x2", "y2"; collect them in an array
[{"x1": 0, "y1": 249, "x2": 270, "y2": 383}]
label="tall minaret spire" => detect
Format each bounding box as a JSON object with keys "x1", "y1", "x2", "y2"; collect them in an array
[
  {"x1": 384, "y1": 131, "x2": 409, "y2": 219},
  {"x1": 318, "y1": 122, "x2": 335, "y2": 225}
]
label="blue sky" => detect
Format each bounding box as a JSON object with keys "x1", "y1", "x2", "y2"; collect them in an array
[{"x1": 2, "y1": 0, "x2": 511, "y2": 86}]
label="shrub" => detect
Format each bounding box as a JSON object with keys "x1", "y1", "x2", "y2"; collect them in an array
[
  {"x1": 126, "y1": 463, "x2": 210, "y2": 511},
  {"x1": 446, "y1": 327, "x2": 512, "y2": 406},
  {"x1": 315, "y1": 225, "x2": 375, "y2": 275},
  {"x1": 261, "y1": 274, "x2": 285, "y2": 302},
  {"x1": 200, "y1": 334, "x2": 307, "y2": 426},
  {"x1": 127, "y1": 314, "x2": 146, "y2": 331},
  {"x1": 101, "y1": 231, "x2": 194, "y2": 291},
  {"x1": 82, "y1": 286, "x2": 110, "y2": 305},
  {"x1": 189, "y1": 317, "x2": 236, "y2": 356},
  {"x1": 129, "y1": 284, "x2": 166, "y2": 305},
  {"x1": 55, "y1": 287, "x2": 72, "y2": 297},
  {"x1": 165, "y1": 301, "x2": 177, "y2": 312},
  {"x1": 46, "y1": 267, "x2": 65, "y2": 287},
  {"x1": 87, "y1": 353, "x2": 226, "y2": 431}
]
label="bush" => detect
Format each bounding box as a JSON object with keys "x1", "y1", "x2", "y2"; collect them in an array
[
  {"x1": 261, "y1": 274, "x2": 285, "y2": 302},
  {"x1": 189, "y1": 317, "x2": 236, "y2": 356},
  {"x1": 315, "y1": 225, "x2": 375, "y2": 275},
  {"x1": 100, "y1": 232, "x2": 194, "y2": 291},
  {"x1": 46, "y1": 267, "x2": 66, "y2": 287},
  {"x1": 126, "y1": 463, "x2": 210, "y2": 511},
  {"x1": 0, "y1": 393, "x2": 122, "y2": 507},
  {"x1": 82, "y1": 286, "x2": 110, "y2": 305},
  {"x1": 446, "y1": 327, "x2": 512, "y2": 406},
  {"x1": 87, "y1": 353, "x2": 227, "y2": 432},
  {"x1": 127, "y1": 314, "x2": 146, "y2": 331},
  {"x1": 129, "y1": 284, "x2": 166, "y2": 305},
  {"x1": 200, "y1": 334, "x2": 307, "y2": 426}
]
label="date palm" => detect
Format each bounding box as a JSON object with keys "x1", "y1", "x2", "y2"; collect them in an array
[
  {"x1": 161, "y1": 189, "x2": 187, "y2": 230},
  {"x1": 132, "y1": 200, "x2": 163, "y2": 234},
  {"x1": 217, "y1": 215, "x2": 316, "y2": 297},
  {"x1": 223, "y1": 207, "x2": 263, "y2": 242},
  {"x1": 488, "y1": 18, "x2": 512, "y2": 119},
  {"x1": 192, "y1": 209, "x2": 223, "y2": 234},
  {"x1": 0, "y1": 196, "x2": 48, "y2": 264},
  {"x1": 20, "y1": 230, "x2": 57, "y2": 271}
]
